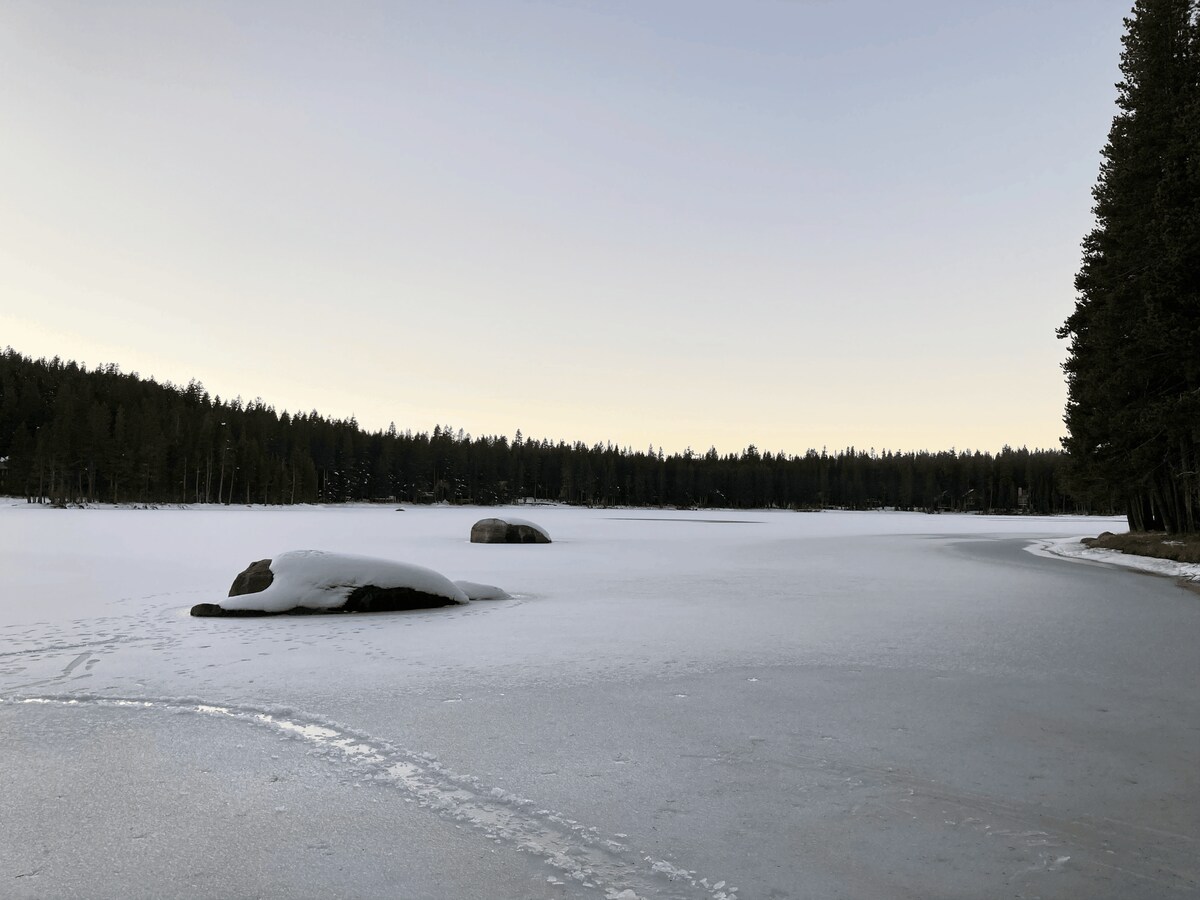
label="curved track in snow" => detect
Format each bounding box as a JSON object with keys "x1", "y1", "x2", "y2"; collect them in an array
[{"x1": 1, "y1": 694, "x2": 738, "y2": 900}]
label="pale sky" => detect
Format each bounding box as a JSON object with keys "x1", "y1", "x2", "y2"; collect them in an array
[{"x1": 1, "y1": 1, "x2": 1129, "y2": 455}]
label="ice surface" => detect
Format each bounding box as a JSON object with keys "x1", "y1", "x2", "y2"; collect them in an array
[
  {"x1": 217, "y1": 549, "x2": 470, "y2": 612},
  {"x1": 2, "y1": 502, "x2": 1198, "y2": 899}
]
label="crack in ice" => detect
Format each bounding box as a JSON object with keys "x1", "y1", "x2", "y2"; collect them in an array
[{"x1": 2, "y1": 693, "x2": 736, "y2": 900}]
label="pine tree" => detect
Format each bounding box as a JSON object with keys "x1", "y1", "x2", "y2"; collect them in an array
[{"x1": 1059, "y1": 0, "x2": 1200, "y2": 531}]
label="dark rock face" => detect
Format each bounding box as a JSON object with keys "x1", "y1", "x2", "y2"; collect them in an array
[
  {"x1": 470, "y1": 518, "x2": 551, "y2": 544},
  {"x1": 341, "y1": 584, "x2": 461, "y2": 613},
  {"x1": 470, "y1": 519, "x2": 510, "y2": 543},
  {"x1": 190, "y1": 603, "x2": 268, "y2": 617},
  {"x1": 190, "y1": 585, "x2": 459, "y2": 618},
  {"x1": 229, "y1": 559, "x2": 274, "y2": 596}
]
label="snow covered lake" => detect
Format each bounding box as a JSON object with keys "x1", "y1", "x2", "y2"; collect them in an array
[{"x1": 1, "y1": 504, "x2": 1197, "y2": 899}]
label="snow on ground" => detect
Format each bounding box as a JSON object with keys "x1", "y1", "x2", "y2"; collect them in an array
[
  {"x1": 1, "y1": 502, "x2": 1197, "y2": 899},
  {"x1": 1030, "y1": 534, "x2": 1200, "y2": 583}
]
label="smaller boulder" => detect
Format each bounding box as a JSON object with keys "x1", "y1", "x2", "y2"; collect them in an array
[{"x1": 470, "y1": 517, "x2": 551, "y2": 544}]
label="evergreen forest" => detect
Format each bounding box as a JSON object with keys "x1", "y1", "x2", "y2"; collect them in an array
[
  {"x1": 1060, "y1": 0, "x2": 1200, "y2": 532},
  {"x1": 0, "y1": 349, "x2": 1098, "y2": 515}
]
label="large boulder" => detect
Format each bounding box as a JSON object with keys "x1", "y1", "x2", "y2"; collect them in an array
[
  {"x1": 470, "y1": 517, "x2": 551, "y2": 544},
  {"x1": 191, "y1": 550, "x2": 470, "y2": 617}
]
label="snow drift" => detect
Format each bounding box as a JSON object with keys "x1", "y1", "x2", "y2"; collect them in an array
[{"x1": 190, "y1": 550, "x2": 471, "y2": 616}]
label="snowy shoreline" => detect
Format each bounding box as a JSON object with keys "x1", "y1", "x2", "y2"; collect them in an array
[
  {"x1": 0, "y1": 495, "x2": 1134, "y2": 519},
  {"x1": 1026, "y1": 535, "x2": 1200, "y2": 584}
]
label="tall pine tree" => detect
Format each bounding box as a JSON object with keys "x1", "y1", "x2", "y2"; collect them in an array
[{"x1": 1060, "y1": 0, "x2": 1200, "y2": 532}]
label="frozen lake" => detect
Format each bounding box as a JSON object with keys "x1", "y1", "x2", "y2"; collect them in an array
[{"x1": 1, "y1": 504, "x2": 1197, "y2": 899}]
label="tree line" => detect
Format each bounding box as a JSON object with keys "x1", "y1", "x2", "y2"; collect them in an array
[{"x1": 0, "y1": 348, "x2": 1106, "y2": 515}]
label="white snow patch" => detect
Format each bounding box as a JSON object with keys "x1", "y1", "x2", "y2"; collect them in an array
[
  {"x1": 218, "y1": 550, "x2": 469, "y2": 612},
  {"x1": 453, "y1": 580, "x2": 510, "y2": 601},
  {"x1": 1027, "y1": 537, "x2": 1200, "y2": 582}
]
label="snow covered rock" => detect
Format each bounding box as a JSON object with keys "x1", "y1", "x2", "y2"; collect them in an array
[
  {"x1": 470, "y1": 517, "x2": 551, "y2": 544},
  {"x1": 190, "y1": 550, "x2": 470, "y2": 617}
]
